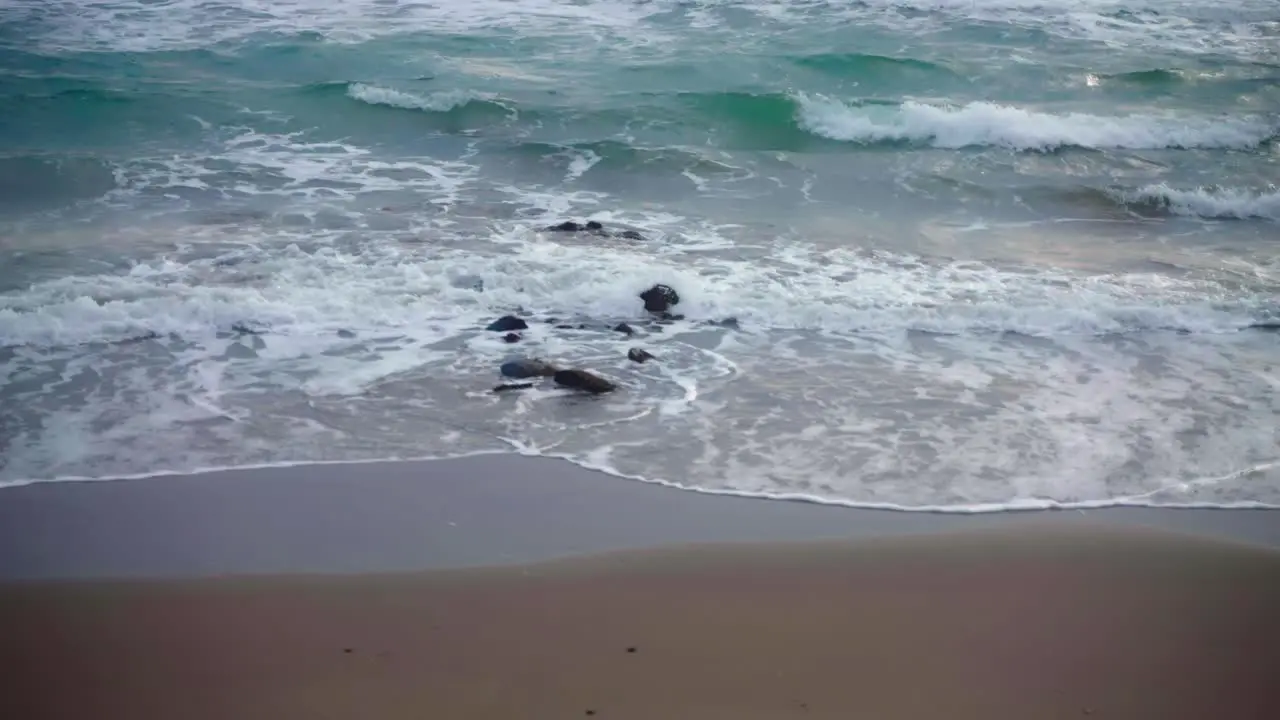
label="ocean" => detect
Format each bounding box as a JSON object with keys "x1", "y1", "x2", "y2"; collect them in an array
[{"x1": 0, "y1": 0, "x2": 1277, "y2": 510}]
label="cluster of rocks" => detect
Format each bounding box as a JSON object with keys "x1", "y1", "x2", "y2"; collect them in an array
[
  {"x1": 485, "y1": 282, "x2": 676, "y2": 395},
  {"x1": 545, "y1": 219, "x2": 645, "y2": 241}
]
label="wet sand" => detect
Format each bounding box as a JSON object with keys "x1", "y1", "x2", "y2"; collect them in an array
[
  {"x1": 1, "y1": 454, "x2": 1278, "y2": 579},
  {"x1": 2, "y1": 455, "x2": 1279, "y2": 719}
]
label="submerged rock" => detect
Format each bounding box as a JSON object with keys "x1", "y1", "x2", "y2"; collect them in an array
[
  {"x1": 627, "y1": 348, "x2": 656, "y2": 364},
  {"x1": 486, "y1": 315, "x2": 529, "y2": 332},
  {"x1": 613, "y1": 322, "x2": 635, "y2": 336},
  {"x1": 492, "y1": 383, "x2": 534, "y2": 393},
  {"x1": 554, "y1": 369, "x2": 616, "y2": 394},
  {"x1": 640, "y1": 284, "x2": 680, "y2": 314},
  {"x1": 503, "y1": 333, "x2": 521, "y2": 344},
  {"x1": 500, "y1": 359, "x2": 559, "y2": 379}
]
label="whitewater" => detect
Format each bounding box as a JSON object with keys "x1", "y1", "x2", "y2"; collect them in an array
[{"x1": 1, "y1": 0, "x2": 1277, "y2": 509}]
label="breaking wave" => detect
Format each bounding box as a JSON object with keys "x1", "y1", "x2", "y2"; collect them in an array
[
  {"x1": 1112, "y1": 184, "x2": 1280, "y2": 221},
  {"x1": 797, "y1": 95, "x2": 1278, "y2": 151}
]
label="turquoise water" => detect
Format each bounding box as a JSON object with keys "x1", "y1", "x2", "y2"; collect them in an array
[{"x1": 1, "y1": 1, "x2": 1278, "y2": 508}]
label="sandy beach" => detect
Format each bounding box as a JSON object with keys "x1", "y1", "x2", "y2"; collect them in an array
[{"x1": 2, "y1": 456, "x2": 1279, "y2": 720}]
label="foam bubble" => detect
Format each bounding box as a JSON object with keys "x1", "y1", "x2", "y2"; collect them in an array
[{"x1": 797, "y1": 96, "x2": 1277, "y2": 151}]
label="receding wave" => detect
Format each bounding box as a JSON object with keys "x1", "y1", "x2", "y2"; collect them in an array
[
  {"x1": 796, "y1": 95, "x2": 1278, "y2": 151},
  {"x1": 3, "y1": 86, "x2": 138, "y2": 103},
  {"x1": 792, "y1": 52, "x2": 953, "y2": 78},
  {"x1": 510, "y1": 139, "x2": 743, "y2": 177},
  {"x1": 0, "y1": 154, "x2": 119, "y2": 207},
  {"x1": 1112, "y1": 184, "x2": 1280, "y2": 221},
  {"x1": 1101, "y1": 69, "x2": 1184, "y2": 85}
]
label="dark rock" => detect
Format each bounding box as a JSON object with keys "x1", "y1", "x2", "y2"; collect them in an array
[
  {"x1": 554, "y1": 369, "x2": 616, "y2": 394},
  {"x1": 231, "y1": 322, "x2": 266, "y2": 335},
  {"x1": 343, "y1": 648, "x2": 353, "y2": 654},
  {"x1": 640, "y1": 284, "x2": 680, "y2": 314},
  {"x1": 1249, "y1": 321, "x2": 1280, "y2": 331},
  {"x1": 223, "y1": 342, "x2": 258, "y2": 360},
  {"x1": 626, "y1": 647, "x2": 637, "y2": 653},
  {"x1": 627, "y1": 348, "x2": 655, "y2": 363},
  {"x1": 118, "y1": 331, "x2": 161, "y2": 346},
  {"x1": 712, "y1": 317, "x2": 740, "y2": 330},
  {"x1": 555, "y1": 323, "x2": 587, "y2": 330},
  {"x1": 486, "y1": 315, "x2": 528, "y2": 332},
  {"x1": 493, "y1": 383, "x2": 534, "y2": 393},
  {"x1": 545, "y1": 219, "x2": 643, "y2": 240},
  {"x1": 503, "y1": 333, "x2": 521, "y2": 343},
  {"x1": 500, "y1": 359, "x2": 558, "y2": 379},
  {"x1": 613, "y1": 323, "x2": 635, "y2": 336},
  {"x1": 655, "y1": 312, "x2": 684, "y2": 323},
  {"x1": 336, "y1": 329, "x2": 357, "y2": 339}
]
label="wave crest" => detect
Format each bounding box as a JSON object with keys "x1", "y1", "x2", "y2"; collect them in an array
[
  {"x1": 796, "y1": 95, "x2": 1278, "y2": 151},
  {"x1": 1114, "y1": 184, "x2": 1280, "y2": 221}
]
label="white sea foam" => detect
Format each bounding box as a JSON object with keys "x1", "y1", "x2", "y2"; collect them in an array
[
  {"x1": 797, "y1": 96, "x2": 1277, "y2": 151},
  {"x1": 1114, "y1": 184, "x2": 1280, "y2": 221},
  {"x1": 2, "y1": 227, "x2": 1274, "y2": 350},
  {"x1": 102, "y1": 129, "x2": 477, "y2": 209},
  {"x1": 3, "y1": 219, "x2": 1277, "y2": 505}
]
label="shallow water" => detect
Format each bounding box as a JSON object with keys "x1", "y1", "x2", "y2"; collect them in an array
[{"x1": 1, "y1": 0, "x2": 1278, "y2": 509}]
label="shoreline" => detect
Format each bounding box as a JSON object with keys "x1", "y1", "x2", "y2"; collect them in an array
[
  {"x1": 4, "y1": 454, "x2": 1279, "y2": 719},
  {"x1": 1, "y1": 453, "x2": 1277, "y2": 580},
  {"x1": 6, "y1": 452, "x2": 1276, "y2": 515}
]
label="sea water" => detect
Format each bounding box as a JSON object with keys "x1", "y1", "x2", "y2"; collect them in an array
[{"x1": 1, "y1": 0, "x2": 1277, "y2": 509}]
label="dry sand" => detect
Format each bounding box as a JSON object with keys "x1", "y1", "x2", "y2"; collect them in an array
[{"x1": 4, "y1": 522, "x2": 1278, "y2": 720}]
